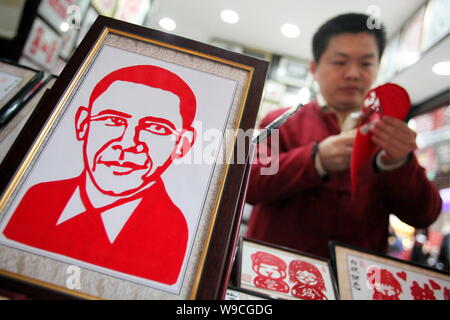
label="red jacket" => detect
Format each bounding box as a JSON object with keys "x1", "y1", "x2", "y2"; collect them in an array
[
  {"x1": 3, "y1": 175, "x2": 188, "y2": 285},
  {"x1": 246, "y1": 101, "x2": 442, "y2": 258}
]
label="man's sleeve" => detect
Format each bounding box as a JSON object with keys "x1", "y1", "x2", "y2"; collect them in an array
[
  {"x1": 380, "y1": 154, "x2": 442, "y2": 228},
  {"x1": 245, "y1": 112, "x2": 324, "y2": 205}
]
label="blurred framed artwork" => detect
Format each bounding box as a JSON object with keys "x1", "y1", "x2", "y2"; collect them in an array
[
  {"x1": 113, "y1": 0, "x2": 150, "y2": 25},
  {"x1": 37, "y1": 0, "x2": 89, "y2": 34},
  {"x1": 0, "y1": 75, "x2": 57, "y2": 163},
  {"x1": 330, "y1": 241, "x2": 450, "y2": 300},
  {"x1": 91, "y1": 0, "x2": 117, "y2": 17},
  {"x1": 21, "y1": 17, "x2": 64, "y2": 70},
  {"x1": 0, "y1": 59, "x2": 44, "y2": 129},
  {"x1": 376, "y1": 35, "x2": 399, "y2": 84},
  {"x1": 396, "y1": 6, "x2": 425, "y2": 72},
  {"x1": 0, "y1": 16, "x2": 268, "y2": 300},
  {"x1": 75, "y1": 6, "x2": 99, "y2": 46},
  {"x1": 238, "y1": 237, "x2": 338, "y2": 300}
]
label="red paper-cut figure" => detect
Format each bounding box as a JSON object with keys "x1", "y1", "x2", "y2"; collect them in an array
[
  {"x1": 3, "y1": 65, "x2": 197, "y2": 285},
  {"x1": 289, "y1": 260, "x2": 328, "y2": 300},
  {"x1": 367, "y1": 267, "x2": 403, "y2": 300},
  {"x1": 410, "y1": 281, "x2": 437, "y2": 300},
  {"x1": 251, "y1": 251, "x2": 289, "y2": 293}
]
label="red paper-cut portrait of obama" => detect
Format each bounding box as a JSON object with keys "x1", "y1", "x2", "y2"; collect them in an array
[{"x1": 3, "y1": 65, "x2": 197, "y2": 285}]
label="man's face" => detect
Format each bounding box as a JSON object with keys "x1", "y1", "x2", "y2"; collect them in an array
[
  {"x1": 77, "y1": 81, "x2": 188, "y2": 196},
  {"x1": 311, "y1": 32, "x2": 380, "y2": 113}
]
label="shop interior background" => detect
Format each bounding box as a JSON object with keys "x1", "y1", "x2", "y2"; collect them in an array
[{"x1": 0, "y1": 0, "x2": 449, "y2": 273}]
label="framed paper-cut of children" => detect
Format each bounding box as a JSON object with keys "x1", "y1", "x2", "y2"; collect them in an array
[
  {"x1": 0, "y1": 59, "x2": 44, "y2": 129},
  {"x1": 330, "y1": 241, "x2": 450, "y2": 300},
  {"x1": 238, "y1": 237, "x2": 338, "y2": 300},
  {"x1": 0, "y1": 16, "x2": 268, "y2": 299}
]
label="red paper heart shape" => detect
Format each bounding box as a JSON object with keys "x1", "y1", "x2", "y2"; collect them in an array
[
  {"x1": 351, "y1": 83, "x2": 411, "y2": 195},
  {"x1": 396, "y1": 271, "x2": 407, "y2": 281},
  {"x1": 429, "y1": 279, "x2": 441, "y2": 290}
]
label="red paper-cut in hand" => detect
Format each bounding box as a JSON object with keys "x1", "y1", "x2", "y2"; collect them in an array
[
  {"x1": 351, "y1": 83, "x2": 411, "y2": 195},
  {"x1": 251, "y1": 251, "x2": 289, "y2": 293}
]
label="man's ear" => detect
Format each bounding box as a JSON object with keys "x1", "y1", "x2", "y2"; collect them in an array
[
  {"x1": 173, "y1": 128, "x2": 196, "y2": 159},
  {"x1": 75, "y1": 106, "x2": 89, "y2": 141}
]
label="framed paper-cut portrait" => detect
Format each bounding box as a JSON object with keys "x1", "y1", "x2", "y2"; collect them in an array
[
  {"x1": 330, "y1": 242, "x2": 450, "y2": 300},
  {"x1": 0, "y1": 16, "x2": 268, "y2": 299},
  {"x1": 238, "y1": 237, "x2": 338, "y2": 300}
]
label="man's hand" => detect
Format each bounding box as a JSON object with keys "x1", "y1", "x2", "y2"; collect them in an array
[
  {"x1": 318, "y1": 131, "x2": 355, "y2": 172},
  {"x1": 370, "y1": 116, "x2": 417, "y2": 165}
]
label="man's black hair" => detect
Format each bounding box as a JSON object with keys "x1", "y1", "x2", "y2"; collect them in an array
[{"x1": 312, "y1": 13, "x2": 386, "y2": 62}]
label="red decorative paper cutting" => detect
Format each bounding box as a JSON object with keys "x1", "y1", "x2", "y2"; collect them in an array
[{"x1": 3, "y1": 65, "x2": 197, "y2": 285}]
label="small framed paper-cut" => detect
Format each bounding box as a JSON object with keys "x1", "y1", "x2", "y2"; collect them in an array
[
  {"x1": 238, "y1": 237, "x2": 338, "y2": 300},
  {"x1": 330, "y1": 241, "x2": 450, "y2": 300},
  {"x1": 0, "y1": 16, "x2": 268, "y2": 299}
]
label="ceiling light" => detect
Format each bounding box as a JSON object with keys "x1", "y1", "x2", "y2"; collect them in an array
[
  {"x1": 59, "y1": 22, "x2": 70, "y2": 32},
  {"x1": 432, "y1": 61, "x2": 450, "y2": 76},
  {"x1": 281, "y1": 23, "x2": 300, "y2": 38},
  {"x1": 159, "y1": 17, "x2": 176, "y2": 31},
  {"x1": 221, "y1": 9, "x2": 239, "y2": 24},
  {"x1": 401, "y1": 52, "x2": 420, "y2": 68}
]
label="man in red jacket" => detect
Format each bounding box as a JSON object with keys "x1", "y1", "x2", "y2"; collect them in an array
[{"x1": 246, "y1": 13, "x2": 442, "y2": 258}]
